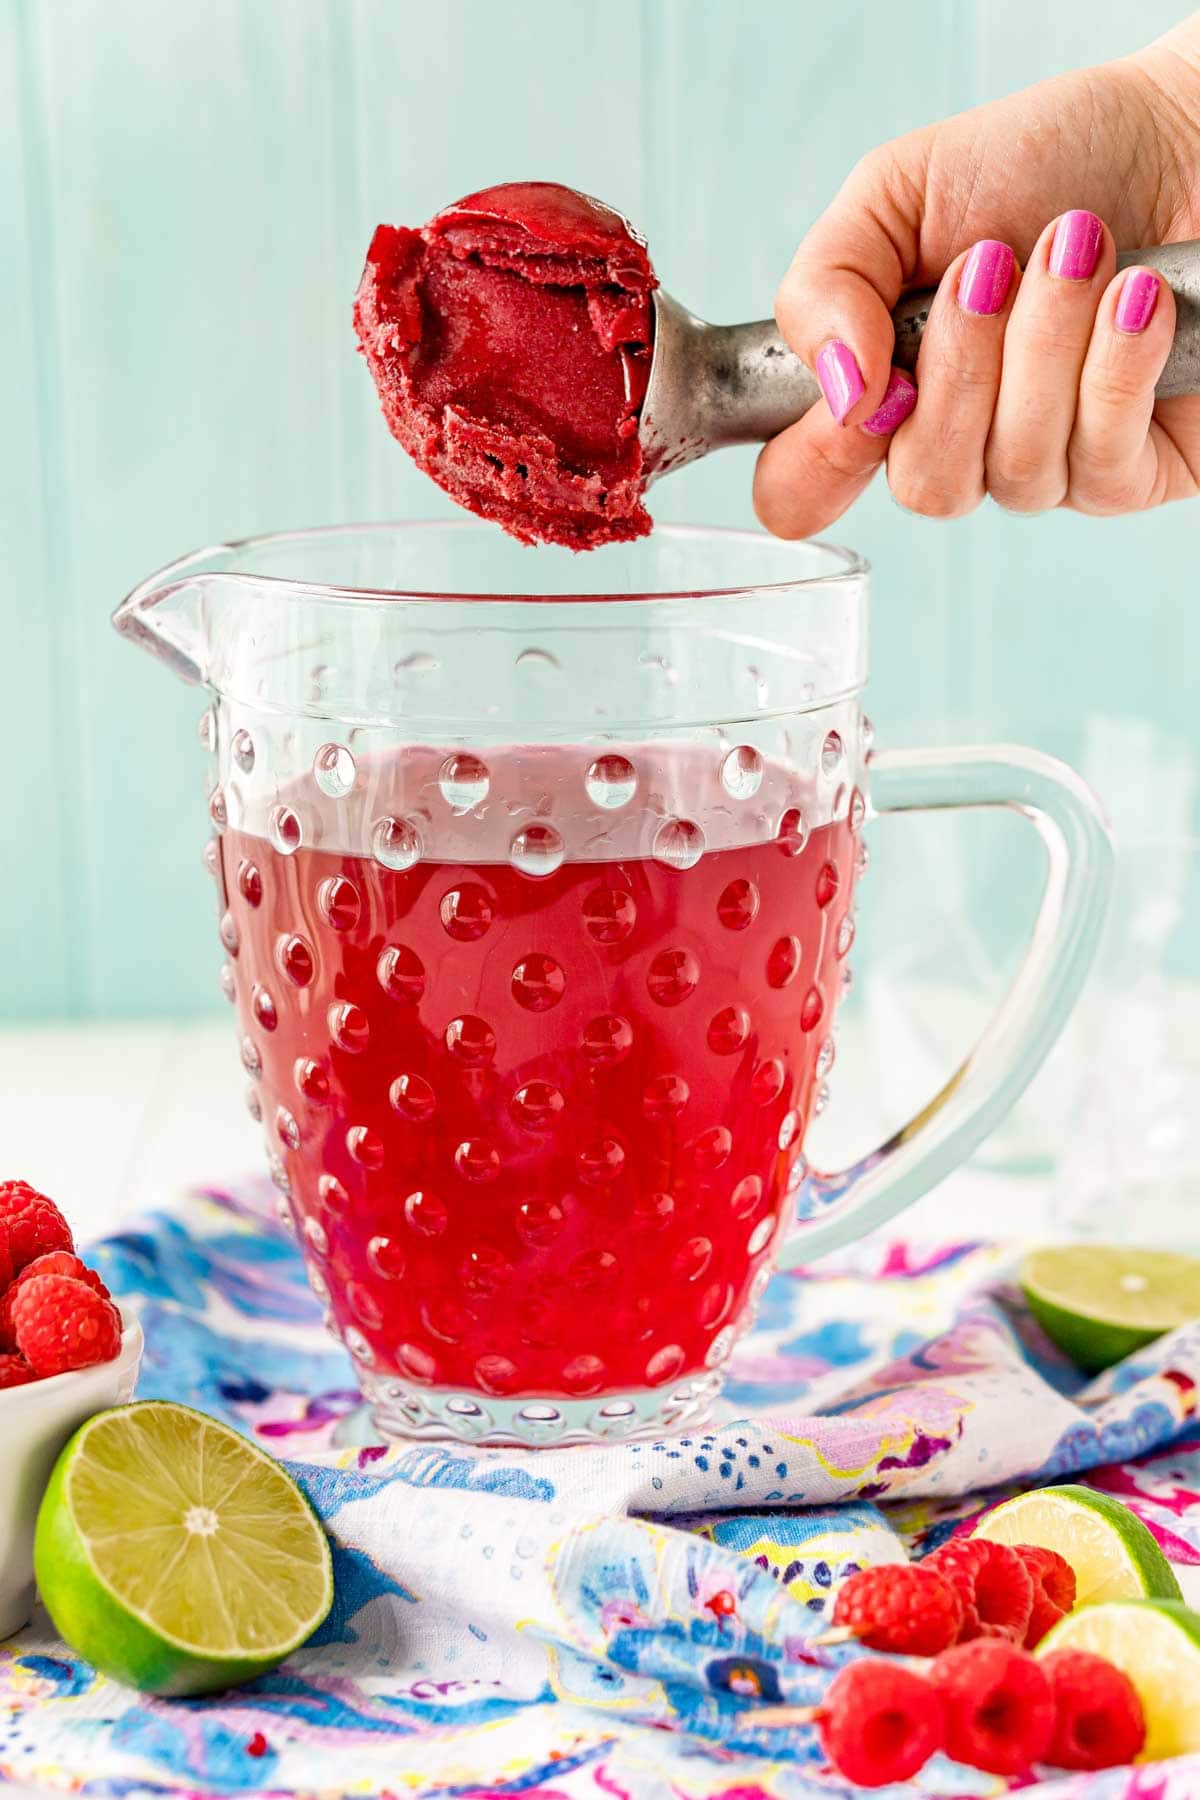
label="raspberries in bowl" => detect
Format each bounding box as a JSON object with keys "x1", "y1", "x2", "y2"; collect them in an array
[
  {"x1": 0, "y1": 1180, "x2": 141, "y2": 1640},
  {"x1": 0, "y1": 1182, "x2": 122, "y2": 1382}
]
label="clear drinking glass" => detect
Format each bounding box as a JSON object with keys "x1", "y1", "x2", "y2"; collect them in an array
[{"x1": 115, "y1": 523, "x2": 1112, "y2": 1446}]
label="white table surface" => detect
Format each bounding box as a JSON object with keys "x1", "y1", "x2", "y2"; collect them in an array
[{"x1": 0, "y1": 1020, "x2": 262, "y2": 1241}]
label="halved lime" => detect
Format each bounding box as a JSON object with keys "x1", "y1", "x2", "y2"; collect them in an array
[
  {"x1": 973, "y1": 1483, "x2": 1181, "y2": 1605},
  {"x1": 1037, "y1": 1600, "x2": 1200, "y2": 1760},
  {"x1": 34, "y1": 1400, "x2": 332, "y2": 1695},
  {"x1": 1021, "y1": 1244, "x2": 1200, "y2": 1373}
]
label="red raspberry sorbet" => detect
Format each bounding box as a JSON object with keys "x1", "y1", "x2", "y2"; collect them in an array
[{"x1": 354, "y1": 182, "x2": 656, "y2": 551}]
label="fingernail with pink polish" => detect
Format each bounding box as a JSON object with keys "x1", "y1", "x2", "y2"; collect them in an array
[
  {"x1": 816, "y1": 339, "x2": 866, "y2": 424},
  {"x1": 958, "y1": 240, "x2": 1015, "y2": 316},
  {"x1": 1049, "y1": 210, "x2": 1104, "y2": 281},
  {"x1": 1115, "y1": 268, "x2": 1160, "y2": 335},
  {"x1": 861, "y1": 369, "x2": 918, "y2": 436}
]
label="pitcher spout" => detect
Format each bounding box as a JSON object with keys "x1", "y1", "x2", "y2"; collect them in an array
[{"x1": 113, "y1": 541, "x2": 242, "y2": 688}]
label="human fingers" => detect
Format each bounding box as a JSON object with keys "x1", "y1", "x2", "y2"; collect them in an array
[
  {"x1": 885, "y1": 239, "x2": 1019, "y2": 519},
  {"x1": 985, "y1": 210, "x2": 1116, "y2": 513}
]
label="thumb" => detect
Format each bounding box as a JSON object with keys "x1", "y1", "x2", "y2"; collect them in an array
[{"x1": 777, "y1": 133, "x2": 932, "y2": 424}]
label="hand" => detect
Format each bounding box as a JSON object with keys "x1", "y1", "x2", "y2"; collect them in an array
[{"x1": 754, "y1": 17, "x2": 1200, "y2": 537}]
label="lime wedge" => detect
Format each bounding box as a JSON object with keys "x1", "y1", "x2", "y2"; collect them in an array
[
  {"x1": 1021, "y1": 1244, "x2": 1200, "y2": 1373},
  {"x1": 973, "y1": 1483, "x2": 1181, "y2": 1606},
  {"x1": 34, "y1": 1400, "x2": 332, "y2": 1695},
  {"x1": 1037, "y1": 1600, "x2": 1200, "y2": 1760}
]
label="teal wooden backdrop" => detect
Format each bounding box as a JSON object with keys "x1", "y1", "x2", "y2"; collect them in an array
[{"x1": 3, "y1": 0, "x2": 1197, "y2": 1019}]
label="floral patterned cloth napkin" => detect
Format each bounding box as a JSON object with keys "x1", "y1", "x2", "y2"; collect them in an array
[{"x1": 2, "y1": 1177, "x2": 1200, "y2": 1798}]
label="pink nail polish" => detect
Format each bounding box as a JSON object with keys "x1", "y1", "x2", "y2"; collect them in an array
[
  {"x1": 1049, "y1": 210, "x2": 1104, "y2": 281},
  {"x1": 861, "y1": 369, "x2": 918, "y2": 436},
  {"x1": 957, "y1": 240, "x2": 1015, "y2": 316},
  {"x1": 816, "y1": 339, "x2": 866, "y2": 424},
  {"x1": 1115, "y1": 268, "x2": 1160, "y2": 334}
]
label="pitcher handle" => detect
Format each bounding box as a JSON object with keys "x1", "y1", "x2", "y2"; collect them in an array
[{"x1": 775, "y1": 745, "x2": 1113, "y2": 1267}]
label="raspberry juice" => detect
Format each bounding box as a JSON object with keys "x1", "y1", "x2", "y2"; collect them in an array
[{"x1": 215, "y1": 744, "x2": 859, "y2": 1403}]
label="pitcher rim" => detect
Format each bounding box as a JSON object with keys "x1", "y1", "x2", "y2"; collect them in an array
[{"x1": 119, "y1": 519, "x2": 869, "y2": 611}]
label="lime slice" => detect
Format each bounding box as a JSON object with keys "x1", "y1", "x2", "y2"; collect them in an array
[
  {"x1": 1021, "y1": 1244, "x2": 1200, "y2": 1373},
  {"x1": 973, "y1": 1483, "x2": 1181, "y2": 1606},
  {"x1": 1037, "y1": 1600, "x2": 1200, "y2": 1760},
  {"x1": 34, "y1": 1400, "x2": 332, "y2": 1695}
]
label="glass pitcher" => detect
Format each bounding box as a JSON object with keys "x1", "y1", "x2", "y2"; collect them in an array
[{"x1": 115, "y1": 523, "x2": 1111, "y2": 1447}]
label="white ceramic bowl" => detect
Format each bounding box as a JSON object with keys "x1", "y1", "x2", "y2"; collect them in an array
[{"x1": 0, "y1": 1309, "x2": 143, "y2": 1639}]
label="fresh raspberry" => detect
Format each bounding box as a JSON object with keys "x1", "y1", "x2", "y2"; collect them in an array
[
  {"x1": 0, "y1": 1179, "x2": 45, "y2": 1216},
  {"x1": 818, "y1": 1660, "x2": 945, "y2": 1788},
  {"x1": 0, "y1": 1181, "x2": 73, "y2": 1272},
  {"x1": 931, "y1": 1639, "x2": 1054, "y2": 1774},
  {"x1": 1041, "y1": 1648, "x2": 1146, "y2": 1769},
  {"x1": 1016, "y1": 1545, "x2": 1076, "y2": 1647},
  {"x1": 0, "y1": 1252, "x2": 109, "y2": 1355},
  {"x1": 11, "y1": 1275, "x2": 121, "y2": 1377},
  {"x1": 13, "y1": 1251, "x2": 109, "y2": 1298},
  {"x1": 0, "y1": 1353, "x2": 36, "y2": 1388},
  {"x1": 833, "y1": 1563, "x2": 964, "y2": 1656},
  {"x1": 926, "y1": 1537, "x2": 1034, "y2": 1643}
]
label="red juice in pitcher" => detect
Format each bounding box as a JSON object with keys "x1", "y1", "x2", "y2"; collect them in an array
[
  {"x1": 216, "y1": 744, "x2": 858, "y2": 1402},
  {"x1": 125, "y1": 521, "x2": 1109, "y2": 1447}
]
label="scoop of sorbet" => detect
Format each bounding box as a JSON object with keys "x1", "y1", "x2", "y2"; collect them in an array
[{"x1": 353, "y1": 182, "x2": 657, "y2": 551}]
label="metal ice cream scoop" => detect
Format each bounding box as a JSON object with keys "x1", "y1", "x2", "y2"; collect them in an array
[{"x1": 639, "y1": 240, "x2": 1200, "y2": 480}]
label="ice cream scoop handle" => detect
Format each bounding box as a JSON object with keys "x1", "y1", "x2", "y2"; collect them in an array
[
  {"x1": 892, "y1": 241, "x2": 1200, "y2": 400},
  {"x1": 711, "y1": 239, "x2": 1200, "y2": 447}
]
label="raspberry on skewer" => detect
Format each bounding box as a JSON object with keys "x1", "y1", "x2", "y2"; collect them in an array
[
  {"x1": 739, "y1": 1661, "x2": 945, "y2": 1787},
  {"x1": 1017, "y1": 1544, "x2": 1076, "y2": 1647},
  {"x1": 931, "y1": 1639, "x2": 1055, "y2": 1775},
  {"x1": 1041, "y1": 1648, "x2": 1146, "y2": 1769},
  {"x1": 926, "y1": 1537, "x2": 1034, "y2": 1643},
  {"x1": 826, "y1": 1563, "x2": 964, "y2": 1655}
]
